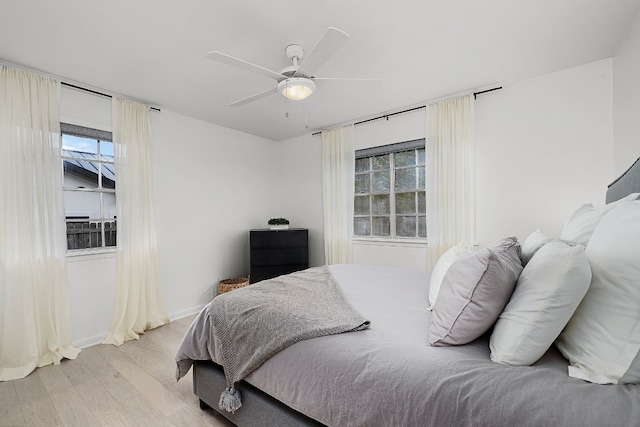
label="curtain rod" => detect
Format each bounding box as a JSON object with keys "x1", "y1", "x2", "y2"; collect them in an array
[
  {"x1": 311, "y1": 86, "x2": 502, "y2": 136},
  {"x1": 61, "y1": 82, "x2": 161, "y2": 112},
  {"x1": 1, "y1": 61, "x2": 162, "y2": 112}
]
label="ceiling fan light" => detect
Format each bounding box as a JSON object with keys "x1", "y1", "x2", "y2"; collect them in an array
[{"x1": 278, "y1": 78, "x2": 316, "y2": 101}]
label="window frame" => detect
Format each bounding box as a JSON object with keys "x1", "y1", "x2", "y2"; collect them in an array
[
  {"x1": 61, "y1": 123, "x2": 117, "y2": 253},
  {"x1": 354, "y1": 139, "x2": 426, "y2": 241}
]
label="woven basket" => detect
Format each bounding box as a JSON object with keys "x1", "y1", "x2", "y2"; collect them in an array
[{"x1": 218, "y1": 277, "x2": 249, "y2": 294}]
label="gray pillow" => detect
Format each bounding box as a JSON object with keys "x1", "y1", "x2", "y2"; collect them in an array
[{"x1": 428, "y1": 237, "x2": 523, "y2": 346}]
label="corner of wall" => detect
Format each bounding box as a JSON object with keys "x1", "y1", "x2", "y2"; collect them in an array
[{"x1": 613, "y1": 7, "x2": 640, "y2": 176}]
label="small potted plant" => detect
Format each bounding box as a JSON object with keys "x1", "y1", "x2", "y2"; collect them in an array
[{"x1": 268, "y1": 217, "x2": 290, "y2": 230}]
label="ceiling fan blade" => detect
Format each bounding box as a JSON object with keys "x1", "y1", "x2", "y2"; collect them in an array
[
  {"x1": 228, "y1": 87, "x2": 278, "y2": 107},
  {"x1": 206, "y1": 51, "x2": 286, "y2": 81},
  {"x1": 295, "y1": 27, "x2": 350, "y2": 77}
]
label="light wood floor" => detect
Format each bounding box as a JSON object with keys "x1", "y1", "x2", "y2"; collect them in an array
[{"x1": 0, "y1": 315, "x2": 234, "y2": 427}]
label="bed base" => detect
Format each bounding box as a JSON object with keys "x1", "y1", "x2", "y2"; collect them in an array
[{"x1": 193, "y1": 361, "x2": 325, "y2": 427}]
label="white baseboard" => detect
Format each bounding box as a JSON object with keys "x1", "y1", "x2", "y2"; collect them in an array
[
  {"x1": 169, "y1": 304, "x2": 205, "y2": 321},
  {"x1": 71, "y1": 305, "x2": 205, "y2": 349},
  {"x1": 73, "y1": 333, "x2": 107, "y2": 349}
]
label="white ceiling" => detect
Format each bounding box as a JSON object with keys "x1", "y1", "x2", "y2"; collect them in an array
[{"x1": 1, "y1": 1, "x2": 639, "y2": 141}]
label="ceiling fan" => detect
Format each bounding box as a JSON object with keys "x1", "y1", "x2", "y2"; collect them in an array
[{"x1": 206, "y1": 27, "x2": 381, "y2": 107}]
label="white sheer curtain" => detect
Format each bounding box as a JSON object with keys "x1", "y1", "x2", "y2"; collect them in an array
[
  {"x1": 321, "y1": 125, "x2": 355, "y2": 265},
  {"x1": 426, "y1": 94, "x2": 476, "y2": 271},
  {"x1": 0, "y1": 66, "x2": 80, "y2": 381},
  {"x1": 103, "y1": 98, "x2": 168, "y2": 346}
]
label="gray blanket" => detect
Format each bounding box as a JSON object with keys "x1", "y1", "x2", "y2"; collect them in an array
[{"x1": 184, "y1": 266, "x2": 370, "y2": 412}]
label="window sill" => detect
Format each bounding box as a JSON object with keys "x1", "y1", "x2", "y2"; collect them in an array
[
  {"x1": 353, "y1": 237, "x2": 427, "y2": 248},
  {"x1": 66, "y1": 247, "x2": 116, "y2": 262}
]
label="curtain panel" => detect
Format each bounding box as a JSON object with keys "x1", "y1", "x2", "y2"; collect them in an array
[
  {"x1": 103, "y1": 98, "x2": 168, "y2": 346},
  {"x1": 426, "y1": 94, "x2": 476, "y2": 271},
  {"x1": 321, "y1": 125, "x2": 355, "y2": 265},
  {"x1": 0, "y1": 66, "x2": 79, "y2": 381}
]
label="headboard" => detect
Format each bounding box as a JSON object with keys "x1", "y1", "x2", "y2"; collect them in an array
[{"x1": 606, "y1": 157, "x2": 640, "y2": 203}]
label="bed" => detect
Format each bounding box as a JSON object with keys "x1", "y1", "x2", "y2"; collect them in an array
[{"x1": 176, "y1": 157, "x2": 640, "y2": 427}]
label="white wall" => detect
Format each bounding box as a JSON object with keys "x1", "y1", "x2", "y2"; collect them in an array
[
  {"x1": 475, "y1": 59, "x2": 614, "y2": 244},
  {"x1": 354, "y1": 112, "x2": 426, "y2": 151},
  {"x1": 270, "y1": 134, "x2": 325, "y2": 268},
  {"x1": 66, "y1": 254, "x2": 117, "y2": 348},
  {"x1": 278, "y1": 59, "x2": 616, "y2": 272},
  {"x1": 60, "y1": 86, "x2": 112, "y2": 131},
  {"x1": 151, "y1": 110, "x2": 277, "y2": 320},
  {"x1": 62, "y1": 87, "x2": 279, "y2": 347},
  {"x1": 613, "y1": 9, "x2": 640, "y2": 175}
]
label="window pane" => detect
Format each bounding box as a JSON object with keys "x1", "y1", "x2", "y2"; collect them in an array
[
  {"x1": 63, "y1": 159, "x2": 99, "y2": 189},
  {"x1": 355, "y1": 157, "x2": 370, "y2": 173},
  {"x1": 65, "y1": 219, "x2": 116, "y2": 249},
  {"x1": 354, "y1": 217, "x2": 371, "y2": 236},
  {"x1": 100, "y1": 141, "x2": 114, "y2": 160},
  {"x1": 64, "y1": 191, "x2": 101, "y2": 218},
  {"x1": 104, "y1": 219, "x2": 117, "y2": 247},
  {"x1": 417, "y1": 166, "x2": 425, "y2": 189},
  {"x1": 417, "y1": 191, "x2": 426, "y2": 213},
  {"x1": 372, "y1": 194, "x2": 390, "y2": 215},
  {"x1": 66, "y1": 219, "x2": 103, "y2": 250},
  {"x1": 104, "y1": 193, "x2": 117, "y2": 220},
  {"x1": 372, "y1": 171, "x2": 390, "y2": 192},
  {"x1": 417, "y1": 148, "x2": 425, "y2": 165},
  {"x1": 102, "y1": 163, "x2": 116, "y2": 190},
  {"x1": 396, "y1": 192, "x2": 416, "y2": 214},
  {"x1": 371, "y1": 154, "x2": 390, "y2": 170},
  {"x1": 372, "y1": 216, "x2": 390, "y2": 236},
  {"x1": 396, "y1": 216, "x2": 416, "y2": 237},
  {"x1": 395, "y1": 150, "x2": 416, "y2": 167},
  {"x1": 355, "y1": 174, "x2": 370, "y2": 194},
  {"x1": 418, "y1": 216, "x2": 427, "y2": 238},
  {"x1": 63, "y1": 134, "x2": 98, "y2": 159},
  {"x1": 395, "y1": 168, "x2": 416, "y2": 191},
  {"x1": 354, "y1": 195, "x2": 370, "y2": 215}
]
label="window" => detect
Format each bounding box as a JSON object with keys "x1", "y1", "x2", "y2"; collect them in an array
[
  {"x1": 61, "y1": 123, "x2": 116, "y2": 250},
  {"x1": 354, "y1": 139, "x2": 426, "y2": 239}
]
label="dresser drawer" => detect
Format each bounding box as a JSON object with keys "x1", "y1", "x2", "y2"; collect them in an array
[
  {"x1": 249, "y1": 228, "x2": 309, "y2": 283},
  {"x1": 250, "y1": 229, "x2": 308, "y2": 249},
  {"x1": 250, "y1": 247, "x2": 309, "y2": 267},
  {"x1": 250, "y1": 264, "x2": 309, "y2": 284}
]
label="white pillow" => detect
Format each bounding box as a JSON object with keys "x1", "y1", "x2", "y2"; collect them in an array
[
  {"x1": 519, "y1": 229, "x2": 556, "y2": 267},
  {"x1": 428, "y1": 243, "x2": 473, "y2": 309},
  {"x1": 556, "y1": 200, "x2": 640, "y2": 384},
  {"x1": 490, "y1": 240, "x2": 591, "y2": 366},
  {"x1": 560, "y1": 193, "x2": 639, "y2": 246}
]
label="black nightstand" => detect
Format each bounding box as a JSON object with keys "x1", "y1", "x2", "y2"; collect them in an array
[{"x1": 249, "y1": 228, "x2": 309, "y2": 283}]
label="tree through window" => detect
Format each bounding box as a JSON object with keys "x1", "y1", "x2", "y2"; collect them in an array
[{"x1": 354, "y1": 139, "x2": 426, "y2": 239}]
